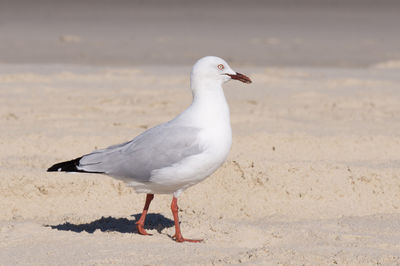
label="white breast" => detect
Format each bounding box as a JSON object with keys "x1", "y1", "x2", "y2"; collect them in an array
[{"x1": 143, "y1": 84, "x2": 232, "y2": 197}]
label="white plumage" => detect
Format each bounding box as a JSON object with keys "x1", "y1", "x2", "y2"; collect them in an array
[{"x1": 48, "y1": 56, "x2": 251, "y2": 242}]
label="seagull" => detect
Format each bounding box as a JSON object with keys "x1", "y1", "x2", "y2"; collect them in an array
[{"x1": 47, "y1": 56, "x2": 252, "y2": 242}]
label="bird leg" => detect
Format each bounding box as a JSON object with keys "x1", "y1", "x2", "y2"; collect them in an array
[
  {"x1": 136, "y1": 193, "x2": 154, "y2": 235},
  {"x1": 171, "y1": 196, "x2": 202, "y2": 243}
]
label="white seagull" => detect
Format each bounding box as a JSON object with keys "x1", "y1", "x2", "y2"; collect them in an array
[{"x1": 48, "y1": 56, "x2": 252, "y2": 242}]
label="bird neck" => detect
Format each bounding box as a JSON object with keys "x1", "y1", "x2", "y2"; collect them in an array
[
  {"x1": 190, "y1": 76, "x2": 225, "y2": 99},
  {"x1": 188, "y1": 80, "x2": 230, "y2": 128}
]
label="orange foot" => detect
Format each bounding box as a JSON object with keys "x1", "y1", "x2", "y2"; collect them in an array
[
  {"x1": 136, "y1": 223, "x2": 152, "y2": 236},
  {"x1": 173, "y1": 234, "x2": 203, "y2": 243}
]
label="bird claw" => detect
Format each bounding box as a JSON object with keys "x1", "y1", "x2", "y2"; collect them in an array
[
  {"x1": 136, "y1": 223, "x2": 152, "y2": 236},
  {"x1": 172, "y1": 234, "x2": 203, "y2": 243}
]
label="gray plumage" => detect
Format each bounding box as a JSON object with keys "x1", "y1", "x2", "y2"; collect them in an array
[
  {"x1": 47, "y1": 56, "x2": 253, "y2": 242},
  {"x1": 77, "y1": 123, "x2": 203, "y2": 182}
]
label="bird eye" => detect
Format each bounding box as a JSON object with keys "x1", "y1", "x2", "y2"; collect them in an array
[{"x1": 217, "y1": 64, "x2": 225, "y2": 70}]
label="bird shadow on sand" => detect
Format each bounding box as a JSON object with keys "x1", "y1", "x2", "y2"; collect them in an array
[{"x1": 45, "y1": 213, "x2": 174, "y2": 234}]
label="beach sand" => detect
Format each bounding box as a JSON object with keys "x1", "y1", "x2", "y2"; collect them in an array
[
  {"x1": 1, "y1": 64, "x2": 400, "y2": 264},
  {"x1": 1, "y1": 0, "x2": 400, "y2": 265}
]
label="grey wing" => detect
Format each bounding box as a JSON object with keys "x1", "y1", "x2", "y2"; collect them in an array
[{"x1": 77, "y1": 123, "x2": 203, "y2": 182}]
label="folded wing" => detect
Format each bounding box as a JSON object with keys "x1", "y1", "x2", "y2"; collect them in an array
[{"x1": 77, "y1": 123, "x2": 203, "y2": 182}]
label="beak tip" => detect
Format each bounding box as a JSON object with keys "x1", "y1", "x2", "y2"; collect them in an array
[
  {"x1": 229, "y1": 72, "x2": 252, "y2": 84},
  {"x1": 233, "y1": 72, "x2": 252, "y2": 84}
]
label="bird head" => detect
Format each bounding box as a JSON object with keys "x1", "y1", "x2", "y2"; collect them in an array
[{"x1": 191, "y1": 56, "x2": 252, "y2": 88}]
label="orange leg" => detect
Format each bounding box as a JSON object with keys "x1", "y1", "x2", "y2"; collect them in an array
[
  {"x1": 171, "y1": 196, "x2": 202, "y2": 243},
  {"x1": 136, "y1": 193, "x2": 154, "y2": 235}
]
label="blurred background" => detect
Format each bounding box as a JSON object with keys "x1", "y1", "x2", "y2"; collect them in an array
[{"x1": 1, "y1": 0, "x2": 400, "y2": 67}]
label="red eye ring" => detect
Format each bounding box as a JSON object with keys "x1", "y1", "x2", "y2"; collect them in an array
[{"x1": 217, "y1": 64, "x2": 225, "y2": 70}]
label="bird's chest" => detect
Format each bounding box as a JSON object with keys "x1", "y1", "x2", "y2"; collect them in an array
[{"x1": 198, "y1": 124, "x2": 232, "y2": 164}]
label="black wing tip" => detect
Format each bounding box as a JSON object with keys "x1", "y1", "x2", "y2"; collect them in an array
[
  {"x1": 47, "y1": 157, "x2": 83, "y2": 172},
  {"x1": 47, "y1": 156, "x2": 105, "y2": 174}
]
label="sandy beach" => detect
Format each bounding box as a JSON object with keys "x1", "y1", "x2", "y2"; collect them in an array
[
  {"x1": 1, "y1": 64, "x2": 400, "y2": 264},
  {"x1": 1, "y1": 0, "x2": 400, "y2": 265}
]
